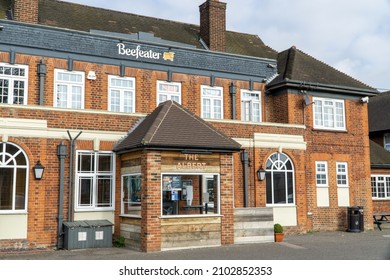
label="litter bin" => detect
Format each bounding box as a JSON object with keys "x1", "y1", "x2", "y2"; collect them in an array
[
  {"x1": 63, "y1": 221, "x2": 93, "y2": 250},
  {"x1": 85, "y1": 220, "x2": 113, "y2": 248},
  {"x1": 347, "y1": 206, "x2": 364, "y2": 232}
]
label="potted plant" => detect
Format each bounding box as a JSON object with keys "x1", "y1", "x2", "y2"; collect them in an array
[{"x1": 274, "y1": 223, "x2": 284, "y2": 242}]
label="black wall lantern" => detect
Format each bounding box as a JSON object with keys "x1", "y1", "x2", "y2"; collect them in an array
[
  {"x1": 257, "y1": 166, "x2": 266, "y2": 181},
  {"x1": 33, "y1": 161, "x2": 45, "y2": 180}
]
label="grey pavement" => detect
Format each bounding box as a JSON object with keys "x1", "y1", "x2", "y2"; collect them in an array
[{"x1": 1, "y1": 229, "x2": 389, "y2": 260}]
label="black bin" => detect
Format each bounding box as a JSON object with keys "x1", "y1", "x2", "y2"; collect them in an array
[{"x1": 347, "y1": 206, "x2": 364, "y2": 232}]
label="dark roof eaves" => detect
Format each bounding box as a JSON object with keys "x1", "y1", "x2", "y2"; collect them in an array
[
  {"x1": 267, "y1": 79, "x2": 378, "y2": 96},
  {"x1": 114, "y1": 144, "x2": 241, "y2": 155},
  {"x1": 371, "y1": 164, "x2": 390, "y2": 169}
]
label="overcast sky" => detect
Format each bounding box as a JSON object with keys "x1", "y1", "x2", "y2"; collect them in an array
[{"x1": 63, "y1": 0, "x2": 390, "y2": 91}]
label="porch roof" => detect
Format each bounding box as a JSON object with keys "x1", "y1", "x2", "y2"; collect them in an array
[{"x1": 114, "y1": 100, "x2": 241, "y2": 154}]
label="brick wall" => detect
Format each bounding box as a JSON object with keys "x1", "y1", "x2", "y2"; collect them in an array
[
  {"x1": 140, "y1": 151, "x2": 162, "y2": 252},
  {"x1": 220, "y1": 153, "x2": 234, "y2": 245}
]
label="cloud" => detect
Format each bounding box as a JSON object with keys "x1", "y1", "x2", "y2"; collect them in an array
[{"x1": 62, "y1": 0, "x2": 390, "y2": 89}]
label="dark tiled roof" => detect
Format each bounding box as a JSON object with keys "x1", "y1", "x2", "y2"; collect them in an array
[
  {"x1": 369, "y1": 91, "x2": 390, "y2": 132},
  {"x1": 114, "y1": 100, "x2": 241, "y2": 153},
  {"x1": 268, "y1": 46, "x2": 377, "y2": 93},
  {"x1": 370, "y1": 140, "x2": 390, "y2": 167},
  {"x1": 37, "y1": 0, "x2": 277, "y2": 59}
]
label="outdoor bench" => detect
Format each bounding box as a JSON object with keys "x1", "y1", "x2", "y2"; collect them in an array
[{"x1": 373, "y1": 213, "x2": 390, "y2": 231}]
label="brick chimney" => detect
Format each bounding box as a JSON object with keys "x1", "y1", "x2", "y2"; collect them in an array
[
  {"x1": 12, "y1": 0, "x2": 39, "y2": 24},
  {"x1": 199, "y1": 0, "x2": 227, "y2": 52}
]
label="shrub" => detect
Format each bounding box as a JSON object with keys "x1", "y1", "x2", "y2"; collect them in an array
[
  {"x1": 113, "y1": 235, "x2": 126, "y2": 248},
  {"x1": 274, "y1": 223, "x2": 283, "y2": 234}
]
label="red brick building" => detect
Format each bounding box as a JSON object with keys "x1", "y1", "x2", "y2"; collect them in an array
[
  {"x1": 369, "y1": 92, "x2": 390, "y2": 215},
  {"x1": 0, "y1": 0, "x2": 378, "y2": 252}
]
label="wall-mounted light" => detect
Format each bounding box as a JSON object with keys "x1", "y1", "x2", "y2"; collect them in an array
[
  {"x1": 87, "y1": 71, "x2": 96, "y2": 80},
  {"x1": 257, "y1": 166, "x2": 266, "y2": 181},
  {"x1": 33, "y1": 161, "x2": 45, "y2": 180}
]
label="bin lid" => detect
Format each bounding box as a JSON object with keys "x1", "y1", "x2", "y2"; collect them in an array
[
  {"x1": 63, "y1": 221, "x2": 90, "y2": 228},
  {"x1": 84, "y1": 220, "x2": 113, "y2": 227}
]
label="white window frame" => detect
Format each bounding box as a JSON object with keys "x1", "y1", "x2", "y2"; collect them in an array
[
  {"x1": 121, "y1": 174, "x2": 142, "y2": 217},
  {"x1": 241, "y1": 90, "x2": 261, "y2": 122},
  {"x1": 371, "y1": 175, "x2": 390, "y2": 199},
  {"x1": 336, "y1": 162, "x2": 349, "y2": 187},
  {"x1": 315, "y1": 161, "x2": 328, "y2": 187},
  {"x1": 157, "y1": 81, "x2": 181, "y2": 105},
  {"x1": 384, "y1": 134, "x2": 390, "y2": 152},
  {"x1": 201, "y1": 85, "x2": 224, "y2": 119},
  {"x1": 160, "y1": 173, "x2": 221, "y2": 217},
  {"x1": 75, "y1": 151, "x2": 115, "y2": 211},
  {"x1": 0, "y1": 142, "x2": 29, "y2": 213},
  {"x1": 108, "y1": 75, "x2": 135, "y2": 113},
  {"x1": 54, "y1": 69, "x2": 85, "y2": 109},
  {"x1": 0, "y1": 63, "x2": 28, "y2": 105},
  {"x1": 313, "y1": 97, "x2": 346, "y2": 130},
  {"x1": 265, "y1": 153, "x2": 295, "y2": 206}
]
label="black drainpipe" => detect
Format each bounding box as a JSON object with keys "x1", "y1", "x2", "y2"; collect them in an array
[
  {"x1": 241, "y1": 150, "x2": 249, "y2": 207},
  {"x1": 57, "y1": 141, "x2": 67, "y2": 249},
  {"x1": 67, "y1": 130, "x2": 82, "y2": 222},
  {"x1": 229, "y1": 82, "x2": 237, "y2": 120},
  {"x1": 37, "y1": 60, "x2": 46, "y2": 106}
]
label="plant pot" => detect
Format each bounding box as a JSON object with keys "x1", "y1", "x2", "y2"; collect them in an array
[{"x1": 274, "y1": 233, "x2": 284, "y2": 242}]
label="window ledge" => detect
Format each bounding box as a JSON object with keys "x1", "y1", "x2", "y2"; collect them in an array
[
  {"x1": 120, "y1": 214, "x2": 141, "y2": 219},
  {"x1": 312, "y1": 128, "x2": 348, "y2": 133},
  {"x1": 75, "y1": 208, "x2": 115, "y2": 212},
  {"x1": 160, "y1": 214, "x2": 222, "y2": 219}
]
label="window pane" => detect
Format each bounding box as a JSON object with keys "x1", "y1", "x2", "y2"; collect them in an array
[
  {"x1": 71, "y1": 86, "x2": 82, "y2": 109},
  {"x1": 15, "y1": 168, "x2": 27, "y2": 210},
  {"x1": 78, "y1": 153, "x2": 94, "y2": 172},
  {"x1": 0, "y1": 168, "x2": 13, "y2": 210},
  {"x1": 79, "y1": 177, "x2": 93, "y2": 206},
  {"x1": 314, "y1": 100, "x2": 323, "y2": 126},
  {"x1": 213, "y1": 99, "x2": 222, "y2": 119},
  {"x1": 97, "y1": 176, "x2": 112, "y2": 207},
  {"x1": 98, "y1": 154, "x2": 112, "y2": 172},
  {"x1": 123, "y1": 91, "x2": 133, "y2": 112},
  {"x1": 0, "y1": 79, "x2": 9, "y2": 103},
  {"x1": 273, "y1": 172, "x2": 286, "y2": 204},
  {"x1": 57, "y1": 84, "x2": 68, "y2": 107},
  {"x1": 202, "y1": 99, "x2": 211, "y2": 118},
  {"x1": 266, "y1": 172, "x2": 273, "y2": 204},
  {"x1": 13, "y1": 80, "x2": 25, "y2": 104},
  {"x1": 287, "y1": 172, "x2": 294, "y2": 203},
  {"x1": 110, "y1": 90, "x2": 120, "y2": 112},
  {"x1": 371, "y1": 177, "x2": 377, "y2": 198}
]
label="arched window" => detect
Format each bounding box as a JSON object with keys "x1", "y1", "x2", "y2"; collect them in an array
[
  {"x1": 265, "y1": 152, "x2": 295, "y2": 205},
  {"x1": 0, "y1": 142, "x2": 28, "y2": 212}
]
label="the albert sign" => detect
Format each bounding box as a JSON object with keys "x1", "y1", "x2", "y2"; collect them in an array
[{"x1": 117, "y1": 43, "x2": 175, "y2": 61}]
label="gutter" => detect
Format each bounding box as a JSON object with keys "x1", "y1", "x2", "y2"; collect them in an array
[
  {"x1": 267, "y1": 80, "x2": 378, "y2": 97},
  {"x1": 371, "y1": 164, "x2": 390, "y2": 169}
]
